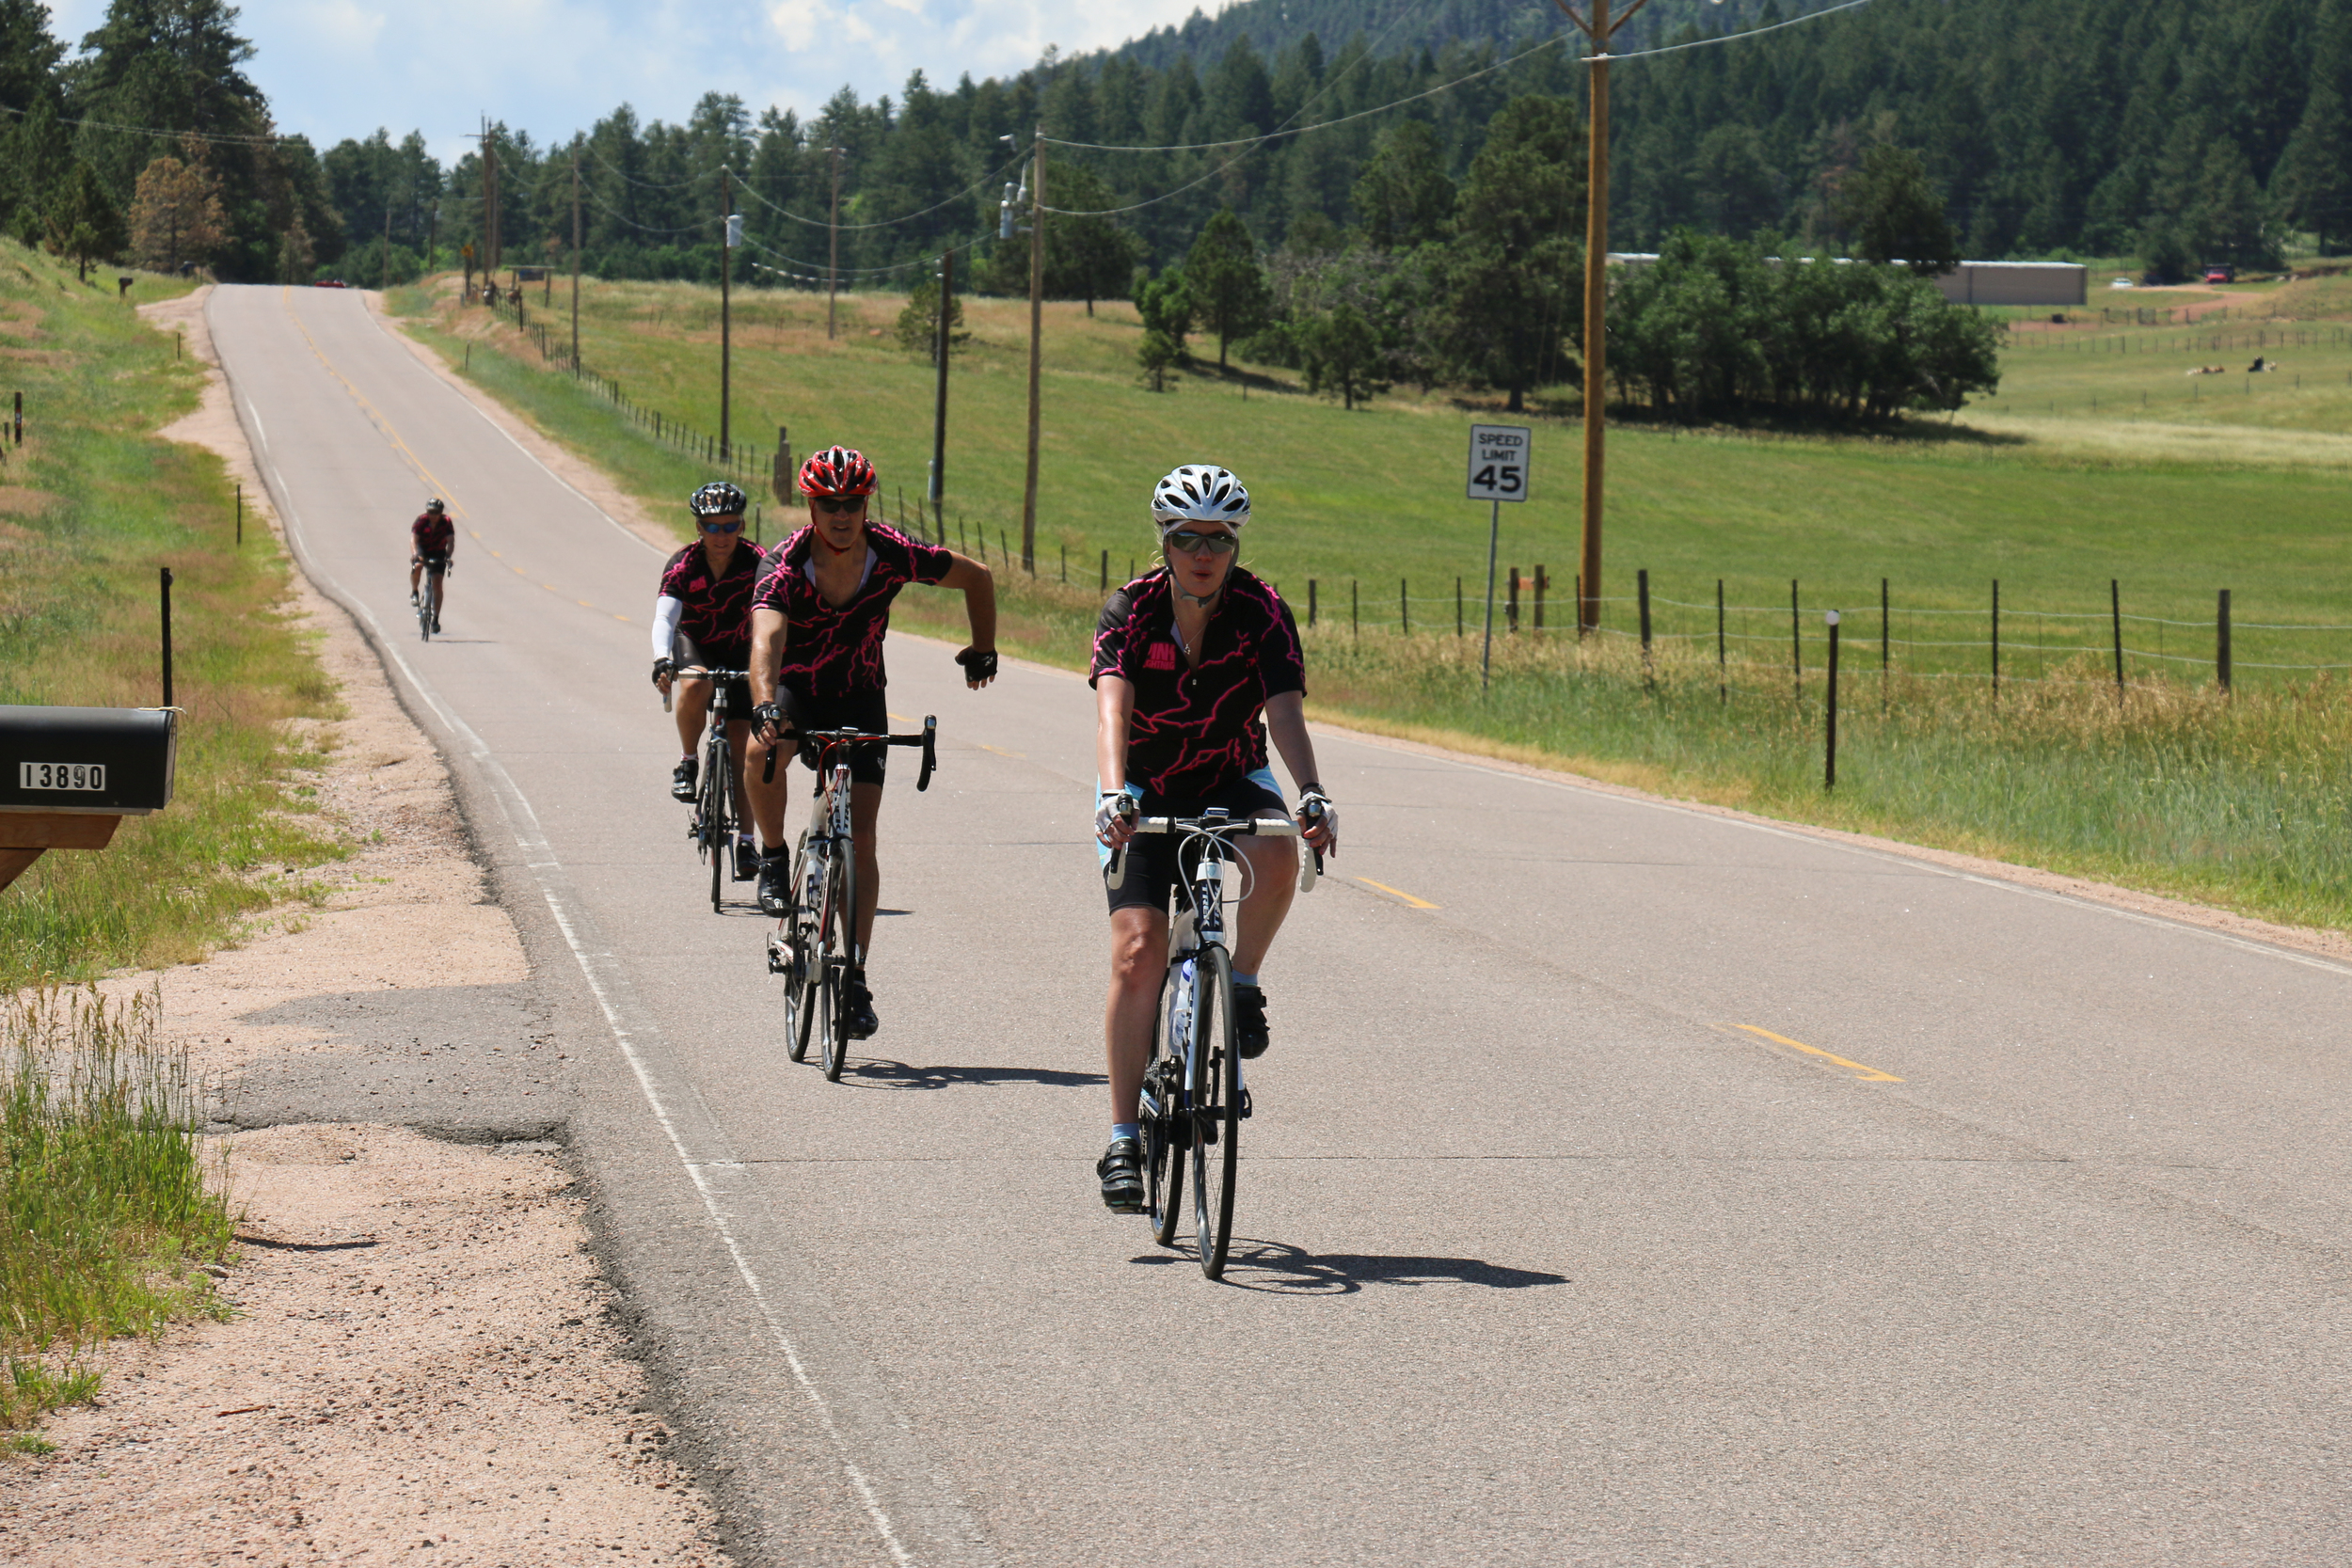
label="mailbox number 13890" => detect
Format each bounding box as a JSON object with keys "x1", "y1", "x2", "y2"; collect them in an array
[{"x1": 20, "y1": 761, "x2": 105, "y2": 791}]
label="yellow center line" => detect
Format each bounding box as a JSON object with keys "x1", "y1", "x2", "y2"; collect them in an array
[
  {"x1": 886, "y1": 711, "x2": 914, "y2": 723},
  {"x1": 1355, "y1": 877, "x2": 1438, "y2": 911},
  {"x1": 278, "y1": 288, "x2": 632, "y2": 631},
  {"x1": 1727, "y1": 1024, "x2": 1903, "y2": 1082},
  {"x1": 976, "y1": 743, "x2": 1025, "y2": 759}
]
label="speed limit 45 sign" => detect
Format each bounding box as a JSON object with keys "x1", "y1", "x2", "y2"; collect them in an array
[{"x1": 1467, "y1": 424, "x2": 1532, "y2": 502}]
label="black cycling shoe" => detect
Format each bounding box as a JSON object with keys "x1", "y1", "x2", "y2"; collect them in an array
[
  {"x1": 1097, "y1": 1136, "x2": 1145, "y2": 1213},
  {"x1": 1234, "y1": 983, "x2": 1270, "y2": 1059},
  {"x1": 843, "y1": 971, "x2": 879, "y2": 1039},
  {"x1": 670, "y1": 756, "x2": 698, "y2": 802},
  {"x1": 755, "y1": 851, "x2": 790, "y2": 917},
  {"x1": 431, "y1": 616, "x2": 442, "y2": 634},
  {"x1": 732, "y1": 835, "x2": 758, "y2": 880}
]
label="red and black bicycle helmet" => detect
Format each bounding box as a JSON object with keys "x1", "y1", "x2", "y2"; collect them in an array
[{"x1": 798, "y1": 445, "x2": 877, "y2": 499}]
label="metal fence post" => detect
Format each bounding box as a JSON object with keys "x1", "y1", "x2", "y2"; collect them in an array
[
  {"x1": 159, "y1": 567, "x2": 174, "y2": 707},
  {"x1": 2110, "y1": 579, "x2": 2124, "y2": 704},
  {"x1": 1716, "y1": 578, "x2": 1726, "y2": 705},
  {"x1": 1789, "y1": 578, "x2": 1801, "y2": 702},
  {"x1": 1992, "y1": 578, "x2": 2001, "y2": 701},
  {"x1": 2217, "y1": 589, "x2": 2232, "y2": 693},
  {"x1": 1824, "y1": 610, "x2": 1841, "y2": 790}
]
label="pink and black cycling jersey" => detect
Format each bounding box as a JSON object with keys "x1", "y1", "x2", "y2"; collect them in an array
[
  {"x1": 751, "y1": 523, "x2": 954, "y2": 698},
  {"x1": 658, "y1": 540, "x2": 768, "y2": 661},
  {"x1": 1089, "y1": 566, "x2": 1305, "y2": 800},
  {"x1": 411, "y1": 514, "x2": 455, "y2": 557}
]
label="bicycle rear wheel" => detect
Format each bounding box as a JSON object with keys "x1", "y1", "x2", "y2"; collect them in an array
[
  {"x1": 1143, "y1": 1054, "x2": 1185, "y2": 1247},
  {"x1": 818, "y1": 851, "x2": 856, "y2": 1083},
  {"x1": 783, "y1": 834, "x2": 819, "y2": 1063},
  {"x1": 1188, "y1": 945, "x2": 1240, "y2": 1278}
]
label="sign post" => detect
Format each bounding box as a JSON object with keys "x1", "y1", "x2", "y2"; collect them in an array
[{"x1": 1467, "y1": 424, "x2": 1532, "y2": 691}]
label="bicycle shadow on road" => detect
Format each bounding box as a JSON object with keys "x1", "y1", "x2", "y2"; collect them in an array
[
  {"x1": 845, "y1": 1059, "x2": 1108, "y2": 1092},
  {"x1": 1132, "y1": 1237, "x2": 1567, "y2": 1294}
]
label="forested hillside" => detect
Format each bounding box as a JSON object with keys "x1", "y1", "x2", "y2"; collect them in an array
[
  {"x1": 0, "y1": 0, "x2": 341, "y2": 282},
  {"x1": 316, "y1": 0, "x2": 2344, "y2": 293}
]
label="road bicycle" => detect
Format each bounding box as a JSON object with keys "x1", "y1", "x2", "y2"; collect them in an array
[
  {"x1": 764, "y1": 720, "x2": 937, "y2": 1082},
  {"x1": 668, "y1": 664, "x2": 753, "y2": 912},
  {"x1": 1111, "y1": 802, "x2": 1323, "y2": 1280},
  {"x1": 415, "y1": 554, "x2": 449, "y2": 641}
]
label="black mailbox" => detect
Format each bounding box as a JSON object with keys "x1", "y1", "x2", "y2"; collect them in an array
[{"x1": 0, "y1": 705, "x2": 179, "y2": 815}]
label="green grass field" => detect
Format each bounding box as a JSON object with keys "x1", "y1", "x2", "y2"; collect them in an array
[
  {"x1": 0, "y1": 244, "x2": 347, "y2": 988},
  {"x1": 391, "y1": 274, "x2": 2352, "y2": 931}
]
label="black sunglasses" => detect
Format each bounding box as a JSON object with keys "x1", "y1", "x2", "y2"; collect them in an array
[
  {"x1": 700, "y1": 517, "x2": 743, "y2": 534},
  {"x1": 813, "y1": 496, "x2": 868, "y2": 516},
  {"x1": 1166, "y1": 529, "x2": 1239, "y2": 556}
]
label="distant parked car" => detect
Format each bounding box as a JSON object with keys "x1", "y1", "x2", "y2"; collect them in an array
[
  {"x1": 2109, "y1": 275, "x2": 2135, "y2": 289},
  {"x1": 315, "y1": 278, "x2": 348, "y2": 289},
  {"x1": 2203, "y1": 266, "x2": 2235, "y2": 284}
]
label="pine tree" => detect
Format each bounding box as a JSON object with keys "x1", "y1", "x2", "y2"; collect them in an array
[
  {"x1": 128, "y1": 139, "x2": 225, "y2": 272},
  {"x1": 45, "y1": 160, "x2": 125, "y2": 280},
  {"x1": 1351, "y1": 120, "x2": 1454, "y2": 250},
  {"x1": 1436, "y1": 95, "x2": 1584, "y2": 413},
  {"x1": 1836, "y1": 145, "x2": 1958, "y2": 274},
  {"x1": 2272, "y1": 0, "x2": 2352, "y2": 255},
  {"x1": 1184, "y1": 209, "x2": 1271, "y2": 370}
]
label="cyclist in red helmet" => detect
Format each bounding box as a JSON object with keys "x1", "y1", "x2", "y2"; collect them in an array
[
  {"x1": 745, "y1": 444, "x2": 998, "y2": 1038},
  {"x1": 409, "y1": 499, "x2": 455, "y2": 631}
]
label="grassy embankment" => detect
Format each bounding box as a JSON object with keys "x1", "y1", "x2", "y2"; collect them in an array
[
  {"x1": 0, "y1": 246, "x2": 348, "y2": 987},
  {"x1": 0, "y1": 245, "x2": 339, "y2": 1432},
  {"x1": 0, "y1": 986, "x2": 234, "y2": 1440},
  {"x1": 389, "y1": 275, "x2": 2352, "y2": 932}
]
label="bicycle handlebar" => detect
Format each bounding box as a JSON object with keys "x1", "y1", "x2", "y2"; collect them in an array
[
  {"x1": 1106, "y1": 803, "x2": 1327, "y2": 895},
  {"x1": 758, "y1": 719, "x2": 939, "y2": 792}
]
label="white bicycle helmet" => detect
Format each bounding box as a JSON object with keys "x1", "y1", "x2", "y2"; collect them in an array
[{"x1": 1150, "y1": 465, "x2": 1249, "y2": 534}]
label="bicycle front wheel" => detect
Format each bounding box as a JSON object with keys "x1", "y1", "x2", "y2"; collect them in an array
[
  {"x1": 783, "y1": 835, "x2": 818, "y2": 1063},
  {"x1": 818, "y1": 850, "x2": 856, "y2": 1083},
  {"x1": 702, "y1": 736, "x2": 727, "y2": 911},
  {"x1": 1188, "y1": 945, "x2": 1240, "y2": 1279}
]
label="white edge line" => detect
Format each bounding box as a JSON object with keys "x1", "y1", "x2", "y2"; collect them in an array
[{"x1": 227, "y1": 323, "x2": 916, "y2": 1565}]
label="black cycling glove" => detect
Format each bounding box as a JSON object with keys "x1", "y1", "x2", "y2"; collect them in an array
[
  {"x1": 956, "y1": 647, "x2": 999, "y2": 682},
  {"x1": 651, "y1": 657, "x2": 675, "y2": 688},
  {"x1": 751, "y1": 700, "x2": 785, "y2": 736}
]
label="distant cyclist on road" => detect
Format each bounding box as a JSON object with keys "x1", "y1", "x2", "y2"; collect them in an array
[
  {"x1": 745, "y1": 445, "x2": 999, "y2": 1038},
  {"x1": 1089, "y1": 464, "x2": 1338, "y2": 1212},
  {"x1": 652, "y1": 481, "x2": 768, "y2": 876},
  {"x1": 410, "y1": 498, "x2": 455, "y2": 633}
]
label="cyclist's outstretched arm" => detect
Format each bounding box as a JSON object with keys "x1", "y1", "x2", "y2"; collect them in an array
[
  {"x1": 1095, "y1": 675, "x2": 1136, "y2": 848},
  {"x1": 1263, "y1": 691, "x2": 1336, "y2": 852},
  {"x1": 935, "y1": 554, "x2": 997, "y2": 687}
]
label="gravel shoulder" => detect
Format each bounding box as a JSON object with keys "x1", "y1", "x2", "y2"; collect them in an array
[{"x1": 0, "y1": 286, "x2": 729, "y2": 1567}]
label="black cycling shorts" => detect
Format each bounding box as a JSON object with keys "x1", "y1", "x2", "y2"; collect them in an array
[
  {"x1": 413, "y1": 550, "x2": 449, "y2": 577},
  {"x1": 779, "y1": 687, "x2": 891, "y2": 791},
  {"x1": 1103, "y1": 770, "x2": 1289, "y2": 915},
  {"x1": 675, "y1": 633, "x2": 753, "y2": 718}
]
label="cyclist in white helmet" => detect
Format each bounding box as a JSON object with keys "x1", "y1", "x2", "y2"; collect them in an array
[{"x1": 1087, "y1": 463, "x2": 1339, "y2": 1213}]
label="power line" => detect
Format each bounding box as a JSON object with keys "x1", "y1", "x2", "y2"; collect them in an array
[
  {"x1": 725, "y1": 150, "x2": 1027, "y2": 232},
  {"x1": 1043, "y1": 33, "x2": 1570, "y2": 153},
  {"x1": 0, "y1": 100, "x2": 304, "y2": 148},
  {"x1": 1597, "y1": 0, "x2": 1875, "y2": 62}
]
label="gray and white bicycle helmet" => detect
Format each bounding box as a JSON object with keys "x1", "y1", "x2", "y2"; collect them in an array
[{"x1": 1150, "y1": 465, "x2": 1249, "y2": 535}]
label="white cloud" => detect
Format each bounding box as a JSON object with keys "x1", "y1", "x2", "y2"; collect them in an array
[{"x1": 88, "y1": 0, "x2": 1216, "y2": 163}]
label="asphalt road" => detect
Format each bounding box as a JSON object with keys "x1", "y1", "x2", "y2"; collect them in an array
[{"x1": 212, "y1": 283, "x2": 2352, "y2": 1566}]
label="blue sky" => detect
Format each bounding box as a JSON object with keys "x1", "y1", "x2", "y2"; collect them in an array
[{"x1": 41, "y1": 0, "x2": 1211, "y2": 162}]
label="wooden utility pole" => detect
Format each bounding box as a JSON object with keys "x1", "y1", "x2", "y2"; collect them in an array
[
  {"x1": 570, "y1": 151, "x2": 581, "y2": 373},
  {"x1": 1020, "y1": 124, "x2": 1044, "y2": 575},
  {"x1": 1554, "y1": 0, "x2": 1648, "y2": 635},
  {"x1": 826, "y1": 139, "x2": 843, "y2": 340},
  {"x1": 930, "y1": 247, "x2": 953, "y2": 514},
  {"x1": 721, "y1": 166, "x2": 733, "y2": 460}
]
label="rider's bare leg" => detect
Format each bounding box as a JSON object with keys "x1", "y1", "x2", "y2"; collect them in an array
[
  {"x1": 1104, "y1": 906, "x2": 1169, "y2": 1125},
  {"x1": 671, "y1": 676, "x2": 712, "y2": 757},
  {"x1": 850, "y1": 782, "x2": 882, "y2": 958},
  {"x1": 1231, "y1": 826, "x2": 1298, "y2": 977}
]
